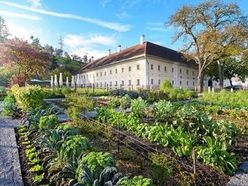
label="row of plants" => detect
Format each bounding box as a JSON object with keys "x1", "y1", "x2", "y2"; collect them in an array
[
  {"x1": 9, "y1": 85, "x2": 153, "y2": 185},
  {"x1": 97, "y1": 98, "x2": 239, "y2": 175},
  {"x1": 202, "y1": 90, "x2": 248, "y2": 109}
]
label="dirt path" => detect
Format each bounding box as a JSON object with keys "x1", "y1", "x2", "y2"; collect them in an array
[{"x1": 0, "y1": 102, "x2": 23, "y2": 186}]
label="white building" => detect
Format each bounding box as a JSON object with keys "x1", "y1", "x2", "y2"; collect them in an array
[{"x1": 80, "y1": 35, "x2": 199, "y2": 90}]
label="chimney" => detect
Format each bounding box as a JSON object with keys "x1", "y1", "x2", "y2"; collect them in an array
[
  {"x1": 140, "y1": 34, "x2": 145, "y2": 45},
  {"x1": 91, "y1": 56, "x2": 94, "y2": 62},
  {"x1": 117, "y1": 45, "x2": 121, "y2": 52},
  {"x1": 108, "y1": 49, "x2": 111, "y2": 56}
]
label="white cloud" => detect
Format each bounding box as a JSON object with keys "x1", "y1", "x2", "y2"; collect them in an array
[
  {"x1": 0, "y1": 10, "x2": 41, "y2": 20},
  {"x1": 0, "y1": 1, "x2": 131, "y2": 32},
  {"x1": 27, "y1": 0, "x2": 42, "y2": 9},
  {"x1": 64, "y1": 34, "x2": 116, "y2": 48}
]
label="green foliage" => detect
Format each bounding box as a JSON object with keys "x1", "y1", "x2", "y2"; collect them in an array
[
  {"x1": 131, "y1": 97, "x2": 148, "y2": 118},
  {"x1": 60, "y1": 135, "x2": 90, "y2": 162},
  {"x1": 38, "y1": 114, "x2": 59, "y2": 130},
  {"x1": 108, "y1": 96, "x2": 120, "y2": 108},
  {"x1": 202, "y1": 90, "x2": 248, "y2": 108},
  {"x1": 197, "y1": 136, "x2": 238, "y2": 175},
  {"x1": 32, "y1": 173, "x2": 44, "y2": 184},
  {"x1": 77, "y1": 152, "x2": 115, "y2": 180},
  {"x1": 118, "y1": 176, "x2": 153, "y2": 186},
  {"x1": 119, "y1": 94, "x2": 131, "y2": 109},
  {"x1": 30, "y1": 164, "x2": 43, "y2": 173},
  {"x1": 11, "y1": 84, "x2": 47, "y2": 111},
  {"x1": 160, "y1": 80, "x2": 172, "y2": 91},
  {"x1": 2, "y1": 94, "x2": 16, "y2": 116},
  {"x1": 149, "y1": 153, "x2": 172, "y2": 184},
  {"x1": 153, "y1": 100, "x2": 175, "y2": 122}
]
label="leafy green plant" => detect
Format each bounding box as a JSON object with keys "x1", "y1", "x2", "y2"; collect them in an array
[
  {"x1": 153, "y1": 100, "x2": 176, "y2": 122},
  {"x1": 119, "y1": 94, "x2": 131, "y2": 109},
  {"x1": 118, "y1": 176, "x2": 153, "y2": 186},
  {"x1": 2, "y1": 94, "x2": 17, "y2": 116},
  {"x1": 77, "y1": 152, "x2": 115, "y2": 180},
  {"x1": 196, "y1": 136, "x2": 237, "y2": 175},
  {"x1": 30, "y1": 164, "x2": 43, "y2": 173},
  {"x1": 32, "y1": 173, "x2": 44, "y2": 184},
  {"x1": 60, "y1": 135, "x2": 91, "y2": 163},
  {"x1": 109, "y1": 96, "x2": 120, "y2": 108},
  {"x1": 131, "y1": 97, "x2": 148, "y2": 118},
  {"x1": 38, "y1": 114, "x2": 59, "y2": 130}
]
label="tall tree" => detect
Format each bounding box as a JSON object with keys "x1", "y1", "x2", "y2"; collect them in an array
[
  {"x1": 168, "y1": 0, "x2": 248, "y2": 92},
  {"x1": 0, "y1": 38, "x2": 50, "y2": 85},
  {"x1": 0, "y1": 16, "x2": 10, "y2": 42}
]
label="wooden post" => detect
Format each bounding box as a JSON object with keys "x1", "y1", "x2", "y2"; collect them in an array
[{"x1": 192, "y1": 147, "x2": 196, "y2": 185}]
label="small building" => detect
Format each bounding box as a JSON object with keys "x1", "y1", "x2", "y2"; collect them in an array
[{"x1": 80, "y1": 35, "x2": 198, "y2": 90}]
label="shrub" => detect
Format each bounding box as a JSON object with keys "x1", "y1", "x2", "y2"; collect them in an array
[
  {"x1": 11, "y1": 84, "x2": 47, "y2": 111},
  {"x1": 109, "y1": 96, "x2": 120, "y2": 108},
  {"x1": 77, "y1": 152, "x2": 115, "y2": 180},
  {"x1": 38, "y1": 114, "x2": 59, "y2": 130},
  {"x1": 3, "y1": 94, "x2": 17, "y2": 116},
  {"x1": 160, "y1": 80, "x2": 172, "y2": 91},
  {"x1": 119, "y1": 94, "x2": 131, "y2": 109},
  {"x1": 153, "y1": 100, "x2": 175, "y2": 122}
]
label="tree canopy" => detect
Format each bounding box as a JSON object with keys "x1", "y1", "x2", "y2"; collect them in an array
[{"x1": 168, "y1": 0, "x2": 248, "y2": 92}]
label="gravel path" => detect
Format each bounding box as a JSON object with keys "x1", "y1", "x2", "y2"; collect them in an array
[
  {"x1": 227, "y1": 158, "x2": 248, "y2": 186},
  {"x1": 0, "y1": 102, "x2": 24, "y2": 186}
]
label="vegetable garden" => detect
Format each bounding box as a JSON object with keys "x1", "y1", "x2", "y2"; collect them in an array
[{"x1": 2, "y1": 85, "x2": 248, "y2": 185}]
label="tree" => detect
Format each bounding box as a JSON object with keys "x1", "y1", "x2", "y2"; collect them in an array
[
  {"x1": 168, "y1": 0, "x2": 248, "y2": 92},
  {"x1": 0, "y1": 38, "x2": 51, "y2": 85},
  {"x1": 0, "y1": 16, "x2": 10, "y2": 42}
]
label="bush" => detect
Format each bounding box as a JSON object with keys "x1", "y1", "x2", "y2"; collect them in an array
[
  {"x1": 160, "y1": 80, "x2": 172, "y2": 91},
  {"x1": 11, "y1": 84, "x2": 47, "y2": 111},
  {"x1": 120, "y1": 94, "x2": 131, "y2": 109},
  {"x1": 153, "y1": 100, "x2": 175, "y2": 122},
  {"x1": 3, "y1": 94, "x2": 16, "y2": 116},
  {"x1": 38, "y1": 114, "x2": 59, "y2": 130}
]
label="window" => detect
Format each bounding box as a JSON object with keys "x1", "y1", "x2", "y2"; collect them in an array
[
  {"x1": 186, "y1": 69, "x2": 189, "y2": 75},
  {"x1": 122, "y1": 68, "x2": 124, "y2": 72},
  {"x1": 164, "y1": 66, "x2": 167, "y2": 72},
  {"x1": 151, "y1": 79, "x2": 154, "y2": 85},
  {"x1": 115, "y1": 69, "x2": 118, "y2": 74},
  {"x1": 187, "y1": 81, "x2": 189, "y2": 86},
  {"x1": 193, "y1": 81, "x2": 195, "y2": 86},
  {"x1": 100, "y1": 72, "x2": 102, "y2": 76},
  {"x1": 129, "y1": 66, "x2": 131, "y2": 72},
  {"x1": 110, "y1": 81, "x2": 112, "y2": 86},
  {"x1": 122, "y1": 80, "x2": 124, "y2": 86},
  {"x1": 137, "y1": 79, "x2": 140, "y2": 86},
  {"x1": 104, "y1": 82, "x2": 107, "y2": 87},
  {"x1": 100, "y1": 82, "x2": 102, "y2": 87},
  {"x1": 192, "y1": 71, "x2": 195, "y2": 76},
  {"x1": 89, "y1": 74, "x2": 91, "y2": 78},
  {"x1": 172, "y1": 68, "x2": 174, "y2": 73},
  {"x1": 151, "y1": 64, "x2": 153, "y2": 70},
  {"x1": 180, "y1": 80, "x2": 182, "y2": 85},
  {"x1": 129, "y1": 80, "x2": 131, "y2": 85},
  {"x1": 158, "y1": 65, "x2": 160, "y2": 71},
  {"x1": 115, "y1": 81, "x2": 118, "y2": 86},
  {"x1": 137, "y1": 64, "x2": 140, "y2": 70},
  {"x1": 104, "y1": 71, "x2": 106, "y2": 76},
  {"x1": 180, "y1": 69, "x2": 182, "y2": 74},
  {"x1": 110, "y1": 70, "x2": 112, "y2": 75},
  {"x1": 172, "y1": 80, "x2": 174, "y2": 85},
  {"x1": 96, "y1": 72, "x2": 98, "y2": 77},
  {"x1": 158, "y1": 79, "x2": 161, "y2": 85},
  {"x1": 83, "y1": 75, "x2": 85, "y2": 79}
]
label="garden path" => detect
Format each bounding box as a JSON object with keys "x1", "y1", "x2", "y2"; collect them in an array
[
  {"x1": 0, "y1": 102, "x2": 23, "y2": 186},
  {"x1": 227, "y1": 159, "x2": 248, "y2": 186}
]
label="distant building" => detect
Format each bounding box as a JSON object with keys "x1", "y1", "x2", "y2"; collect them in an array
[{"x1": 80, "y1": 35, "x2": 199, "y2": 90}]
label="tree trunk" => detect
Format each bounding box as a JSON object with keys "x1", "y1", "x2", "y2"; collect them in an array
[
  {"x1": 197, "y1": 71, "x2": 204, "y2": 93},
  {"x1": 229, "y1": 78, "x2": 233, "y2": 87},
  {"x1": 218, "y1": 61, "x2": 224, "y2": 89}
]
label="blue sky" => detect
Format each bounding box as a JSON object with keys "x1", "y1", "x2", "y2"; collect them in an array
[{"x1": 0, "y1": 0, "x2": 248, "y2": 59}]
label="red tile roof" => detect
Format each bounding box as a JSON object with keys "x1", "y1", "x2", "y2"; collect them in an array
[{"x1": 80, "y1": 41, "x2": 196, "y2": 72}]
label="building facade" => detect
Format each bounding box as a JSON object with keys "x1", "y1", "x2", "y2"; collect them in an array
[{"x1": 80, "y1": 36, "x2": 198, "y2": 90}]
